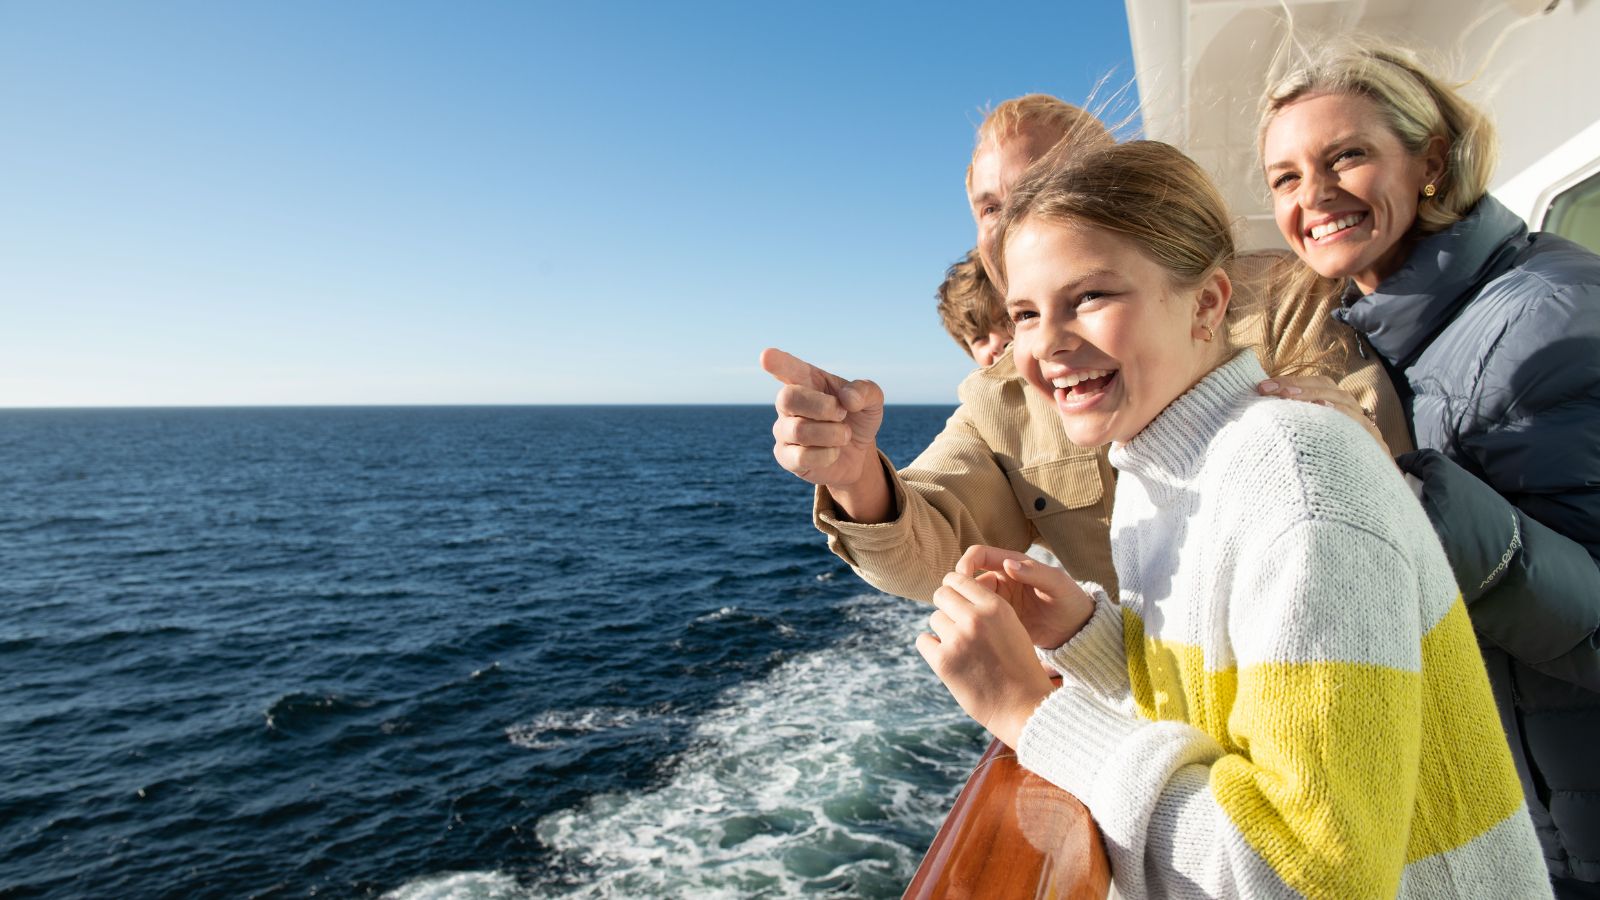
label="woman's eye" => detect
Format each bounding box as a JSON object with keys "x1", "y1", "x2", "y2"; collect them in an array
[
  {"x1": 1333, "y1": 148, "x2": 1365, "y2": 165},
  {"x1": 1270, "y1": 172, "x2": 1298, "y2": 190},
  {"x1": 980, "y1": 204, "x2": 999, "y2": 218}
]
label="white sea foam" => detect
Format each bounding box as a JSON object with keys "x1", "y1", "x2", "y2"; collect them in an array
[
  {"x1": 379, "y1": 869, "x2": 523, "y2": 900},
  {"x1": 529, "y1": 592, "x2": 985, "y2": 898},
  {"x1": 504, "y1": 707, "x2": 664, "y2": 751}
]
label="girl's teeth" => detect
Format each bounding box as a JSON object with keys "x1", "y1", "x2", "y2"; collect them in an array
[{"x1": 1051, "y1": 369, "x2": 1112, "y2": 389}]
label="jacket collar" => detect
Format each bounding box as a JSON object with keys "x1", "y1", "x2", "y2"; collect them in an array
[
  {"x1": 1332, "y1": 195, "x2": 1527, "y2": 367},
  {"x1": 977, "y1": 343, "x2": 1023, "y2": 382}
]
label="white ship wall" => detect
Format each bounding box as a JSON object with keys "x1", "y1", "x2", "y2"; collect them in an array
[{"x1": 1126, "y1": 0, "x2": 1600, "y2": 248}]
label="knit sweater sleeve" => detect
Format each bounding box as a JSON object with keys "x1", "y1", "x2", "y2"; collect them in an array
[
  {"x1": 1037, "y1": 583, "x2": 1129, "y2": 702},
  {"x1": 1017, "y1": 518, "x2": 1432, "y2": 899}
]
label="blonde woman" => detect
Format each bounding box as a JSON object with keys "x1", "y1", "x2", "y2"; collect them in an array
[
  {"x1": 1259, "y1": 39, "x2": 1600, "y2": 896},
  {"x1": 917, "y1": 140, "x2": 1549, "y2": 898}
]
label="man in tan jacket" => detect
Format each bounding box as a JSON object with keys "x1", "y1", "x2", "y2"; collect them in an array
[{"x1": 762, "y1": 95, "x2": 1410, "y2": 604}]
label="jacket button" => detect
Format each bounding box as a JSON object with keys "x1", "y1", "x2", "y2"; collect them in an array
[{"x1": 1034, "y1": 497, "x2": 1047, "y2": 511}]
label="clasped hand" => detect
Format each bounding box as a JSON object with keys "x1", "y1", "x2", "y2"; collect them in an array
[{"x1": 915, "y1": 545, "x2": 1095, "y2": 748}]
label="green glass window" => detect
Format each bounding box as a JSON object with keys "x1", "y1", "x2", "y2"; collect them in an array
[{"x1": 1544, "y1": 168, "x2": 1600, "y2": 255}]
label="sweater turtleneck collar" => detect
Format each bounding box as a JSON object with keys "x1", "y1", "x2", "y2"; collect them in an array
[
  {"x1": 1109, "y1": 350, "x2": 1264, "y2": 484},
  {"x1": 1330, "y1": 195, "x2": 1527, "y2": 368}
]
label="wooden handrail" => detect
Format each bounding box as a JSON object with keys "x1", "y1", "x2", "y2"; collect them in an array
[{"x1": 904, "y1": 738, "x2": 1110, "y2": 899}]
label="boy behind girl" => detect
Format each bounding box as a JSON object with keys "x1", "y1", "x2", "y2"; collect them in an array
[{"x1": 936, "y1": 249, "x2": 1011, "y2": 369}]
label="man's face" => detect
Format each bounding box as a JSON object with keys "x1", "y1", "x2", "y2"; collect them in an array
[{"x1": 967, "y1": 127, "x2": 1057, "y2": 278}]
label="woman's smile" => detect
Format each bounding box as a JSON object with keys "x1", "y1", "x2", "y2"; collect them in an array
[
  {"x1": 1262, "y1": 91, "x2": 1441, "y2": 293},
  {"x1": 1306, "y1": 211, "x2": 1368, "y2": 242}
]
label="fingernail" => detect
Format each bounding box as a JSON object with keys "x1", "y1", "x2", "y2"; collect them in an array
[{"x1": 1259, "y1": 380, "x2": 1279, "y2": 393}]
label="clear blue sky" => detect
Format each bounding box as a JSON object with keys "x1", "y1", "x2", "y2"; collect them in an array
[{"x1": 1, "y1": 1, "x2": 1136, "y2": 406}]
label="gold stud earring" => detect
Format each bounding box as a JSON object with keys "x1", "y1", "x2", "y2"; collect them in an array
[{"x1": 1422, "y1": 183, "x2": 1437, "y2": 197}]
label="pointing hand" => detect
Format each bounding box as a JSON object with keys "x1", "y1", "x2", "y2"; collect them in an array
[{"x1": 761, "y1": 348, "x2": 886, "y2": 491}]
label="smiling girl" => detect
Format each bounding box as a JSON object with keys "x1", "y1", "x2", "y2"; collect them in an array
[{"x1": 915, "y1": 140, "x2": 1550, "y2": 898}]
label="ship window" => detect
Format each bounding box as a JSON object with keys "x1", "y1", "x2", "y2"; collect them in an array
[{"x1": 1544, "y1": 168, "x2": 1600, "y2": 255}]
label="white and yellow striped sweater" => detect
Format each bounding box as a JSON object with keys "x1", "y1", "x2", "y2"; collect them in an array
[{"x1": 1017, "y1": 351, "x2": 1549, "y2": 899}]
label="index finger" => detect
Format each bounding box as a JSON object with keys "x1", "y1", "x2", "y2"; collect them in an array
[
  {"x1": 761, "y1": 348, "x2": 842, "y2": 392},
  {"x1": 955, "y1": 544, "x2": 1032, "y2": 578}
]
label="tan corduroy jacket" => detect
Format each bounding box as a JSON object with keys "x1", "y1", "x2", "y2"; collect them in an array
[{"x1": 813, "y1": 252, "x2": 1413, "y2": 603}]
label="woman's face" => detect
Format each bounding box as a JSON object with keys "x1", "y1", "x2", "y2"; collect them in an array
[
  {"x1": 1262, "y1": 91, "x2": 1443, "y2": 294},
  {"x1": 1004, "y1": 217, "x2": 1226, "y2": 447}
]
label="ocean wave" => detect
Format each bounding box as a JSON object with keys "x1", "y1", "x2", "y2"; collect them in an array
[
  {"x1": 692, "y1": 605, "x2": 739, "y2": 624},
  {"x1": 0, "y1": 623, "x2": 198, "y2": 656},
  {"x1": 531, "y1": 593, "x2": 985, "y2": 897},
  {"x1": 505, "y1": 706, "x2": 678, "y2": 752},
  {"x1": 263, "y1": 691, "x2": 375, "y2": 734},
  {"x1": 378, "y1": 869, "x2": 525, "y2": 900},
  {"x1": 10, "y1": 513, "x2": 111, "y2": 534},
  {"x1": 438, "y1": 534, "x2": 514, "y2": 550}
]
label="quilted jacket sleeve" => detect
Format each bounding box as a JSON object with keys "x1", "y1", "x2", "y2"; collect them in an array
[
  {"x1": 1399, "y1": 449, "x2": 1600, "y2": 690},
  {"x1": 1398, "y1": 278, "x2": 1600, "y2": 691}
]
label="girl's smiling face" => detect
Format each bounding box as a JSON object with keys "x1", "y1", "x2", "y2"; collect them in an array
[
  {"x1": 1004, "y1": 216, "x2": 1229, "y2": 447},
  {"x1": 1262, "y1": 90, "x2": 1445, "y2": 294}
]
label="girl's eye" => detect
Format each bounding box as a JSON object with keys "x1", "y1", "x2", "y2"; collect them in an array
[
  {"x1": 1009, "y1": 309, "x2": 1037, "y2": 324},
  {"x1": 1077, "y1": 291, "x2": 1108, "y2": 307},
  {"x1": 980, "y1": 204, "x2": 999, "y2": 218}
]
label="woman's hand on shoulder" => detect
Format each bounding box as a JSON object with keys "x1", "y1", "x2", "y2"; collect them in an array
[
  {"x1": 954, "y1": 545, "x2": 1094, "y2": 649},
  {"x1": 916, "y1": 570, "x2": 1056, "y2": 748},
  {"x1": 1257, "y1": 374, "x2": 1392, "y2": 459}
]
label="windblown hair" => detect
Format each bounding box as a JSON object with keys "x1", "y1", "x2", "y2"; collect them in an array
[
  {"x1": 965, "y1": 94, "x2": 1114, "y2": 191},
  {"x1": 996, "y1": 140, "x2": 1339, "y2": 377},
  {"x1": 935, "y1": 249, "x2": 1008, "y2": 354},
  {"x1": 996, "y1": 141, "x2": 1235, "y2": 294},
  {"x1": 1258, "y1": 35, "x2": 1498, "y2": 235}
]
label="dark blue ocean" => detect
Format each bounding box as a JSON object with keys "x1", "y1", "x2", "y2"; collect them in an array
[{"x1": 0, "y1": 405, "x2": 987, "y2": 899}]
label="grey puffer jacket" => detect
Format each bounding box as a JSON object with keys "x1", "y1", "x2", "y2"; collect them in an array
[{"x1": 1334, "y1": 195, "x2": 1600, "y2": 883}]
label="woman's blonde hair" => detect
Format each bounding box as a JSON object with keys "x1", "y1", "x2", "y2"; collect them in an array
[
  {"x1": 995, "y1": 140, "x2": 1340, "y2": 377},
  {"x1": 1258, "y1": 35, "x2": 1498, "y2": 235}
]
